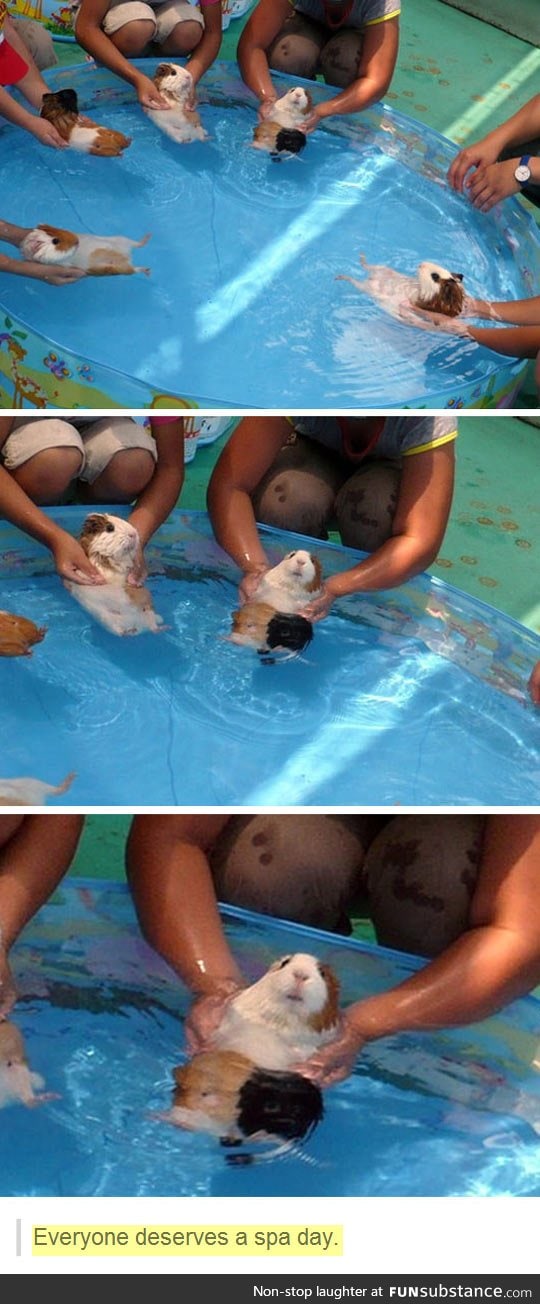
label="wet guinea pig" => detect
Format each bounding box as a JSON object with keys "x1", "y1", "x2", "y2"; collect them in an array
[
  {"x1": 144, "y1": 63, "x2": 208, "y2": 144},
  {"x1": 0, "y1": 772, "x2": 75, "y2": 806},
  {"x1": 40, "y1": 88, "x2": 131, "y2": 157},
  {"x1": 162, "y1": 1049, "x2": 324, "y2": 1163},
  {"x1": 229, "y1": 601, "x2": 313, "y2": 663},
  {"x1": 64, "y1": 513, "x2": 164, "y2": 637},
  {"x1": 0, "y1": 610, "x2": 46, "y2": 658},
  {"x1": 20, "y1": 225, "x2": 151, "y2": 277},
  {"x1": 252, "y1": 87, "x2": 311, "y2": 158},
  {"x1": 210, "y1": 952, "x2": 341, "y2": 1071},
  {"x1": 415, "y1": 261, "x2": 465, "y2": 317},
  {"x1": 0, "y1": 1021, "x2": 57, "y2": 1108},
  {"x1": 252, "y1": 550, "x2": 323, "y2": 614}
]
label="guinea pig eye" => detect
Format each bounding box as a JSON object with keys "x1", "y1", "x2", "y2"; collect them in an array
[
  {"x1": 277, "y1": 955, "x2": 292, "y2": 970},
  {"x1": 52, "y1": 238, "x2": 60, "y2": 246},
  {"x1": 105, "y1": 523, "x2": 115, "y2": 533},
  {"x1": 286, "y1": 551, "x2": 296, "y2": 560},
  {"x1": 431, "y1": 272, "x2": 440, "y2": 283}
]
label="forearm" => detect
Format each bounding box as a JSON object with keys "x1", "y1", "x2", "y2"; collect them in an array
[
  {"x1": 316, "y1": 74, "x2": 389, "y2": 122},
  {"x1": 480, "y1": 96, "x2": 540, "y2": 153},
  {"x1": 207, "y1": 484, "x2": 269, "y2": 575},
  {"x1": 346, "y1": 925, "x2": 540, "y2": 1044},
  {"x1": 128, "y1": 466, "x2": 184, "y2": 548},
  {"x1": 187, "y1": 26, "x2": 222, "y2": 84},
  {"x1": 474, "y1": 296, "x2": 540, "y2": 326},
  {"x1": 328, "y1": 531, "x2": 440, "y2": 598},
  {"x1": 0, "y1": 219, "x2": 29, "y2": 249},
  {"x1": 0, "y1": 87, "x2": 38, "y2": 132},
  {"x1": 0, "y1": 815, "x2": 84, "y2": 951},
  {"x1": 238, "y1": 44, "x2": 275, "y2": 104},
  {"x1": 126, "y1": 817, "x2": 243, "y2": 994},
  {"x1": 468, "y1": 323, "x2": 540, "y2": 360},
  {"x1": 75, "y1": 20, "x2": 142, "y2": 88}
]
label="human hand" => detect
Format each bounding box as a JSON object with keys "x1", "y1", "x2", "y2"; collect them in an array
[
  {"x1": 465, "y1": 158, "x2": 521, "y2": 212},
  {"x1": 20, "y1": 260, "x2": 86, "y2": 286},
  {"x1": 398, "y1": 300, "x2": 472, "y2": 336},
  {"x1": 0, "y1": 951, "x2": 17, "y2": 1021},
  {"x1": 136, "y1": 74, "x2": 170, "y2": 110},
  {"x1": 238, "y1": 566, "x2": 269, "y2": 605},
  {"x1": 52, "y1": 533, "x2": 105, "y2": 585},
  {"x1": 447, "y1": 139, "x2": 499, "y2": 192},
  {"x1": 299, "y1": 580, "x2": 336, "y2": 623},
  {"x1": 258, "y1": 96, "x2": 277, "y2": 122},
  {"x1": 126, "y1": 537, "x2": 148, "y2": 587},
  {"x1": 528, "y1": 661, "x2": 540, "y2": 706},
  {"x1": 292, "y1": 1013, "x2": 365, "y2": 1087},
  {"x1": 29, "y1": 117, "x2": 67, "y2": 150},
  {"x1": 302, "y1": 104, "x2": 323, "y2": 135},
  {"x1": 185, "y1": 981, "x2": 244, "y2": 1055}
]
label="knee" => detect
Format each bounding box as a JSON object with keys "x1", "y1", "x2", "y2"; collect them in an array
[
  {"x1": 12, "y1": 447, "x2": 83, "y2": 504},
  {"x1": 112, "y1": 20, "x2": 155, "y2": 54},
  {"x1": 91, "y1": 448, "x2": 155, "y2": 501},
  {"x1": 319, "y1": 34, "x2": 362, "y2": 88},
  {"x1": 162, "y1": 20, "x2": 202, "y2": 53},
  {"x1": 269, "y1": 35, "x2": 319, "y2": 80},
  {"x1": 336, "y1": 464, "x2": 400, "y2": 551},
  {"x1": 14, "y1": 17, "x2": 57, "y2": 70},
  {"x1": 253, "y1": 469, "x2": 334, "y2": 539}
]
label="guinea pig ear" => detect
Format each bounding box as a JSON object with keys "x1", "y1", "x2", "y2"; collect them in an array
[
  {"x1": 172, "y1": 1064, "x2": 188, "y2": 1088},
  {"x1": 57, "y1": 87, "x2": 79, "y2": 113},
  {"x1": 306, "y1": 556, "x2": 322, "y2": 593},
  {"x1": 79, "y1": 513, "x2": 110, "y2": 543},
  {"x1": 451, "y1": 272, "x2": 464, "y2": 282},
  {"x1": 310, "y1": 964, "x2": 340, "y2": 1032},
  {"x1": 155, "y1": 63, "x2": 175, "y2": 79}
]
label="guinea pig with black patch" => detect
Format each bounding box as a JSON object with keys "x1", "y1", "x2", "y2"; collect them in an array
[
  {"x1": 211, "y1": 952, "x2": 341, "y2": 1070},
  {"x1": 0, "y1": 772, "x2": 75, "y2": 806},
  {"x1": 414, "y1": 261, "x2": 465, "y2": 317},
  {"x1": 252, "y1": 550, "x2": 323, "y2": 614},
  {"x1": 64, "y1": 512, "x2": 164, "y2": 636},
  {"x1": 0, "y1": 610, "x2": 46, "y2": 658},
  {"x1": 252, "y1": 87, "x2": 312, "y2": 158},
  {"x1": 229, "y1": 602, "x2": 313, "y2": 664}
]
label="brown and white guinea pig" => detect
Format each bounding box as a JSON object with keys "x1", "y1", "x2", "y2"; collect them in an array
[
  {"x1": 415, "y1": 261, "x2": 465, "y2": 317},
  {"x1": 229, "y1": 601, "x2": 313, "y2": 664},
  {"x1": 210, "y1": 952, "x2": 341, "y2": 1071},
  {"x1": 40, "y1": 88, "x2": 131, "y2": 157},
  {"x1": 0, "y1": 1021, "x2": 58, "y2": 1108},
  {"x1": 162, "y1": 1049, "x2": 324, "y2": 1164},
  {"x1": 20, "y1": 225, "x2": 151, "y2": 277},
  {"x1": 144, "y1": 64, "x2": 208, "y2": 144},
  {"x1": 64, "y1": 513, "x2": 164, "y2": 637},
  {"x1": 252, "y1": 550, "x2": 323, "y2": 614},
  {"x1": 252, "y1": 86, "x2": 312, "y2": 158},
  {"x1": 0, "y1": 609, "x2": 46, "y2": 658},
  {"x1": 0, "y1": 772, "x2": 76, "y2": 806}
]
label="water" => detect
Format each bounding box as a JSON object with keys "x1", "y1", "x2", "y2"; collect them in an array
[
  {"x1": 0, "y1": 509, "x2": 538, "y2": 806},
  {"x1": 3, "y1": 889, "x2": 540, "y2": 1197},
  {"x1": 1, "y1": 61, "x2": 536, "y2": 407}
]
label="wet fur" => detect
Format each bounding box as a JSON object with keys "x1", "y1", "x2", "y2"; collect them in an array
[
  {"x1": 252, "y1": 87, "x2": 312, "y2": 156},
  {"x1": 0, "y1": 772, "x2": 75, "y2": 806},
  {"x1": 253, "y1": 551, "x2": 323, "y2": 614},
  {"x1": 0, "y1": 1021, "x2": 57, "y2": 1107},
  {"x1": 145, "y1": 63, "x2": 208, "y2": 144},
  {"x1": 40, "y1": 88, "x2": 131, "y2": 157},
  {"x1": 0, "y1": 610, "x2": 46, "y2": 657},
  {"x1": 229, "y1": 602, "x2": 313, "y2": 663},
  {"x1": 414, "y1": 261, "x2": 465, "y2": 317},
  {"x1": 64, "y1": 513, "x2": 164, "y2": 636},
  {"x1": 21, "y1": 225, "x2": 151, "y2": 277}
]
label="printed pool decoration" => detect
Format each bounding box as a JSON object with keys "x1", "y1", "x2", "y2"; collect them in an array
[
  {"x1": 4, "y1": 888, "x2": 540, "y2": 1197},
  {"x1": 6, "y1": 0, "x2": 255, "y2": 41},
  {"x1": 1, "y1": 507, "x2": 538, "y2": 807},
  {"x1": 1, "y1": 61, "x2": 538, "y2": 410}
]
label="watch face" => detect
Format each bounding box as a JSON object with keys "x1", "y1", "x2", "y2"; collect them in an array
[{"x1": 515, "y1": 164, "x2": 531, "y2": 183}]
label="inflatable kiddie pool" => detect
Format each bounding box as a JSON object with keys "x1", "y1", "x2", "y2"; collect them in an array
[
  {"x1": 0, "y1": 508, "x2": 539, "y2": 806},
  {"x1": 3, "y1": 891, "x2": 540, "y2": 1197},
  {"x1": 1, "y1": 61, "x2": 538, "y2": 410}
]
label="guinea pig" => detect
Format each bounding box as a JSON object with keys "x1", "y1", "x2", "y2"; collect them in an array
[
  {"x1": 162, "y1": 1049, "x2": 324, "y2": 1163},
  {"x1": 252, "y1": 550, "x2": 323, "y2": 614},
  {"x1": 252, "y1": 87, "x2": 311, "y2": 158},
  {"x1": 210, "y1": 952, "x2": 341, "y2": 1071},
  {"x1": 63, "y1": 513, "x2": 164, "y2": 636},
  {"x1": 0, "y1": 1021, "x2": 57, "y2": 1108},
  {"x1": 144, "y1": 64, "x2": 208, "y2": 144},
  {"x1": 0, "y1": 771, "x2": 75, "y2": 806},
  {"x1": 414, "y1": 261, "x2": 465, "y2": 317},
  {"x1": 20, "y1": 225, "x2": 151, "y2": 277},
  {"x1": 229, "y1": 602, "x2": 313, "y2": 664},
  {"x1": 0, "y1": 609, "x2": 46, "y2": 657},
  {"x1": 40, "y1": 88, "x2": 132, "y2": 157}
]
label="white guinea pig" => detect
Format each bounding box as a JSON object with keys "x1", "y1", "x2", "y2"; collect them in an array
[
  {"x1": 415, "y1": 261, "x2": 465, "y2": 317},
  {"x1": 0, "y1": 772, "x2": 75, "y2": 806},
  {"x1": 64, "y1": 513, "x2": 164, "y2": 637},
  {"x1": 144, "y1": 63, "x2": 208, "y2": 144},
  {"x1": 210, "y1": 952, "x2": 341, "y2": 1071},
  {"x1": 0, "y1": 1022, "x2": 57, "y2": 1109},
  {"x1": 20, "y1": 225, "x2": 151, "y2": 277},
  {"x1": 252, "y1": 550, "x2": 323, "y2": 614}
]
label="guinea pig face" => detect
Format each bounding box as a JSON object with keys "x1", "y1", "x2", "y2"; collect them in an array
[
  {"x1": 21, "y1": 224, "x2": 78, "y2": 264},
  {"x1": 266, "y1": 953, "x2": 334, "y2": 1017},
  {"x1": 280, "y1": 87, "x2": 310, "y2": 115},
  {"x1": 154, "y1": 62, "x2": 192, "y2": 102},
  {"x1": 416, "y1": 261, "x2": 464, "y2": 300},
  {"x1": 280, "y1": 550, "x2": 321, "y2": 589},
  {"x1": 80, "y1": 513, "x2": 139, "y2": 564}
]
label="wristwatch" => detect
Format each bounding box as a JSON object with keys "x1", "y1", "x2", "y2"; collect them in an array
[{"x1": 514, "y1": 154, "x2": 532, "y2": 185}]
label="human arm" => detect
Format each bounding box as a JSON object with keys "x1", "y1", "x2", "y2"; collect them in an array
[
  {"x1": 75, "y1": 0, "x2": 169, "y2": 108},
  {"x1": 0, "y1": 84, "x2": 66, "y2": 147},
  {"x1": 301, "y1": 441, "x2": 455, "y2": 621},
  {"x1": 237, "y1": 0, "x2": 291, "y2": 116},
  {"x1": 185, "y1": 0, "x2": 222, "y2": 89},
  {"x1": 0, "y1": 462, "x2": 103, "y2": 583},
  {"x1": 207, "y1": 416, "x2": 292, "y2": 589},
  {"x1": 298, "y1": 815, "x2": 540, "y2": 1084},
  {"x1": 448, "y1": 94, "x2": 540, "y2": 194},
  {"x1": 127, "y1": 420, "x2": 185, "y2": 553},
  {"x1": 0, "y1": 814, "x2": 84, "y2": 1017},
  {"x1": 304, "y1": 17, "x2": 399, "y2": 132},
  {"x1": 462, "y1": 155, "x2": 540, "y2": 213},
  {"x1": 0, "y1": 219, "x2": 85, "y2": 282}
]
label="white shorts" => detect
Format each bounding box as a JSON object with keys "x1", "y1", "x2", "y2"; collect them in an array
[
  {"x1": 2, "y1": 417, "x2": 157, "y2": 485},
  {"x1": 103, "y1": 0, "x2": 204, "y2": 41}
]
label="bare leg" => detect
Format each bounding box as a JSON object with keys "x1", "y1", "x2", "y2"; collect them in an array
[{"x1": 83, "y1": 448, "x2": 155, "y2": 502}]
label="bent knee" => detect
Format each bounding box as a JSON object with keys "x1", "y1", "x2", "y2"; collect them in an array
[
  {"x1": 320, "y1": 32, "x2": 363, "y2": 87},
  {"x1": 112, "y1": 20, "x2": 155, "y2": 54},
  {"x1": 268, "y1": 35, "x2": 320, "y2": 80}
]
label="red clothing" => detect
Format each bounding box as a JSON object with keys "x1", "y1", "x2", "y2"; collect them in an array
[{"x1": 0, "y1": 0, "x2": 29, "y2": 88}]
